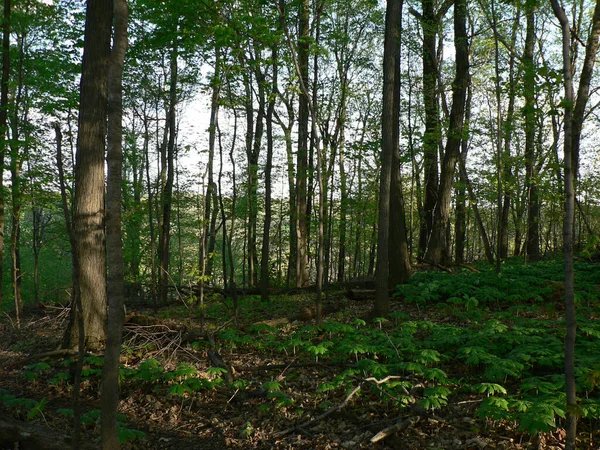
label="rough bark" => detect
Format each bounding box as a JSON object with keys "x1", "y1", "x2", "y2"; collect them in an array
[
  {"x1": 68, "y1": 0, "x2": 112, "y2": 351},
  {"x1": 101, "y1": 0, "x2": 127, "y2": 446},
  {"x1": 158, "y1": 39, "x2": 177, "y2": 303},
  {"x1": 373, "y1": 0, "x2": 402, "y2": 317},
  {"x1": 524, "y1": 7, "x2": 540, "y2": 261},
  {"x1": 0, "y1": 0, "x2": 10, "y2": 313},
  {"x1": 425, "y1": 0, "x2": 469, "y2": 265},
  {"x1": 261, "y1": 47, "x2": 278, "y2": 303},
  {"x1": 418, "y1": 0, "x2": 439, "y2": 259},
  {"x1": 296, "y1": 0, "x2": 311, "y2": 288},
  {"x1": 10, "y1": 28, "x2": 23, "y2": 328},
  {"x1": 550, "y1": 1, "x2": 576, "y2": 447}
]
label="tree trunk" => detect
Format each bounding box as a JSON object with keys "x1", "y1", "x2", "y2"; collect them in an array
[
  {"x1": 523, "y1": 6, "x2": 539, "y2": 261},
  {"x1": 261, "y1": 46, "x2": 278, "y2": 303},
  {"x1": 373, "y1": 0, "x2": 402, "y2": 317},
  {"x1": 418, "y1": 0, "x2": 440, "y2": 260},
  {"x1": 68, "y1": 0, "x2": 112, "y2": 351},
  {"x1": 425, "y1": 0, "x2": 469, "y2": 265},
  {"x1": 101, "y1": 0, "x2": 127, "y2": 446},
  {"x1": 158, "y1": 38, "x2": 177, "y2": 303},
  {"x1": 296, "y1": 0, "x2": 311, "y2": 288},
  {"x1": 10, "y1": 28, "x2": 24, "y2": 328},
  {"x1": 0, "y1": 0, "x2": 10, "y2": 313},
  {"x1": 550, "y1": 0, "x2": 600, "y2": 447}
]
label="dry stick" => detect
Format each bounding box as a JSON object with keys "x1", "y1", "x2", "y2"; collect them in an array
[
  {"x1": 273, "y1": 384, "x2": 362, "y2": 438},
  {"x1": 370, "y1": 416, "x2": 420, "y2": 443}
]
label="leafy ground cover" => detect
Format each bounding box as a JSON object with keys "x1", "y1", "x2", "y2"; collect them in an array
[{"x1": 1, "y1": 258, "x2": 600, "y2": 449}]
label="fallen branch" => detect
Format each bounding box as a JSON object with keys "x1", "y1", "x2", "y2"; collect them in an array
[
  {"x1": 273, "y1": 384, "x2": 363, "y2": 438},
  {"x1": 370, "y1": 416, "x2": 420, "y2": 443}
]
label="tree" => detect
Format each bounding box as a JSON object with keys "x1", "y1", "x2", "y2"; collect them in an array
[
  {"x1": 550, "y1": 0, "x2": 600, "y2": 446},
  {"x1": 373, "y1": 0, "x2": 402, "y2": 317},
  {"x1": 0, "y1": 0, "x2": 10, "y2": 322},
  {"x1": 424, "y1": 0, "x2": 469, "y2": 266},
  {"x1": 101, "y1": 0, "x2": 127, "y2": 446},
  {"x1": 295, "y1": 0, "x2": 311, "y2": 288},
  {"x1": 67, "y1": 0, "x2": 112, "y2": 350}
]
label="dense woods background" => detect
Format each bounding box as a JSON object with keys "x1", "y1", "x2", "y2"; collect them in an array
[
  {"x1": 1, "y1": 0, "x2": 600, "y2": 447},
  {"x1": 0, "y1": 0, "x2": 598, "y2": 312}
]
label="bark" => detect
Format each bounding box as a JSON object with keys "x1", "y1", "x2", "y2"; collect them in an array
[
  {"x1": 10, "y1": 29, "x2": 24, "y2": 328},
  {"x1": 524, "y1": 7, "x2": 540, "y2": 261},
  {"x1": 454, "y1": 85, "x2": 472, "y2": 264},
  {"x1": 425, "y1": 0, "x2": 469, "y2": 265},
  {"x1": 296, "y1": 0, "x2": 311, "y2": 287},
  {"x1": 0, "y1": 0, "x2": 10, "y2": 312},
  {"x1": 273, "y1": 95, "x2": 296, "y2": 287},
  {"x1": 549, "y1": 1, "x2": 576, "y2": 447},
  {"x1": 261, "y1": 47, "x2": 278, "y2": 303},
  {"x1": 551, "y1": 0, "x2": 600, "y2": 447},
  {"x1": 101, "y1": 0, "x2": 127, "y2": 446},
  {"x1": 373, "y1": 0, "x2": 402, "y2": 317},
  {"x1": 158, "y1": 38, "x2": 177, "y2": 303},
  {"x1": 418, "y1": 0, "x2": 439, "y2": 259},
  {"x1": 388, "y1": 43, "x2": 411, "y2": 287},
  {"x1": 202, "y1": 45, "x2": 221, "y2": 288},
  {"x1": 68, "y1": 0, "x2": 112, "y2": 351},
  {"x1": 249, "y1": 55, "x2": 265, "y2": 288}
]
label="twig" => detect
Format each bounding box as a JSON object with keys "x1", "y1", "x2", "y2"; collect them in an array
[
  {"x1": 273, "y1": 384, "x2": 363, "y2": 438},
  {"x1": 274, "y1": 375, "x2": 405, "y2": 438}
]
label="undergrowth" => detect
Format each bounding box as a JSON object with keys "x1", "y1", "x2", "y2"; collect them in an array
[{"x1": 1, "y1": 258, "x2": 599, "y2": 446}]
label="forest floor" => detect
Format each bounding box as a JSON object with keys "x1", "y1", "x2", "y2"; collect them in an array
[{"x1": 1, "y1": 260, "x2": 600, "y2": 449}]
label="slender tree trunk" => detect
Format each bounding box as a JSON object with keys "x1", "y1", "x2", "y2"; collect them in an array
[
  {"x1": 425, "y1": 0, "x2": 469, "y2": 265},
  {"x1": 101, "y1": 0, "x2": 127, "y2": 446},
  {"x1": 261, "y1": 47, "x2": 278, "y2": 303},
  {"x1": 0, "y1": 0, "x2": 10, "y2": 310},
  {"x1": 455, "y1": 86, "x2": 472, "y2": 264},
  {"x1": 10, "y1": 29, "x2": 24, "y2": 328},
  {"x1": 296, "y1": 0, "x2": 311, "y2": 288},
  {"x1": 551, "y1": 1, "x2": 576, "y2": 446},
  {"x1": 419, "y1": 0, "x2": 439, "y2": 260},
  {"x1": 158, "y1": 38, "x2": 178, "y2": 303},
  {"x1": 551, "y1": 0, "x2": 600, "y2": 447},
  {"x1": 524, "y1": 6, "x2": 540, "y2": 261},
  {"x1": 203, "y1": 45, "x2": 221, "y2": 282}
]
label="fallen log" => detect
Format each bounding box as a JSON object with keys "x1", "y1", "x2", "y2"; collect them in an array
[{"x1": 0, "y1": 417, "x2": 98, "y2": 450}]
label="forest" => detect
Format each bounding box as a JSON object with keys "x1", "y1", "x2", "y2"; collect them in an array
[{"x1": 1, "y1": 0, "x2": 600, "y2": 448}]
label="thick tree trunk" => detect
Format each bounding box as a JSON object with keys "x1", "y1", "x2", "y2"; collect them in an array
[
  {"x1": 101, "y1": 0, "x2": 127, "y2": 446},
  {"x1": 69, "y1": 0, "x2": 112, "y2": 351},
  {"x1": 373, "y1": 0, "x2": 402, "y2": 317}
]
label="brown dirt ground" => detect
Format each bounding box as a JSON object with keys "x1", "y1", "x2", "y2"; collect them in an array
[{"x1": 0, "y1": 296, "x2": 595, "y2": 450}]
